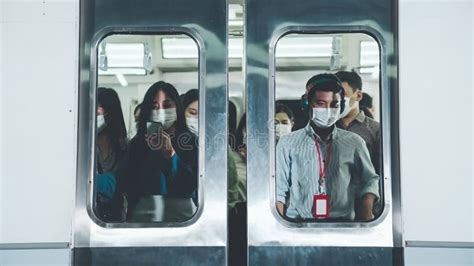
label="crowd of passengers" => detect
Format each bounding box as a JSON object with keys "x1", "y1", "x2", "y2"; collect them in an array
[{"x1": 95, "y1": 71, "x2": 380, "y2": 224}]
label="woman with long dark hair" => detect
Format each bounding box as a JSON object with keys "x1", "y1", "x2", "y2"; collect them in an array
[
  {"x1": 96, "y1": 87, "x2": 128, "y2": 222},
  {"x1": 126, "y1": 81, "x2": 198, "y2": 222}
]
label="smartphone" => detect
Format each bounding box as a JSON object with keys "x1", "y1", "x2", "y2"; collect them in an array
[{"x1": 146, "y1": 121, "x2": 163, "y2": 136}]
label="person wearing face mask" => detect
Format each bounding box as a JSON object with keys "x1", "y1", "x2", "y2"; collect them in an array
[
  {"x1": 335, "y1": 71, "x2": 380, "y2": 175},
  {"x1": 180, "y1": 89, "x2": 245, "y2": 264},
  {"x1": 293, "y1": 75, "x2": 329, "y2": 131},
  {"x1": 96, "y1": 87, "x2": 129, "y2": 222},
  {"x1": 275, "y1": 103, "x2": 294, "y2": 142},
  {"x1": 125, "y1": 81, "x2": 198, "y2": 222},
  {"x1": 181, "y1": 89, "x2": 243, "y2": 206},
  {"x1": 182, "y1": 89, "x2": 199, "y2": 136},
  {"x1": 335, "y1": 71, "x2": 382, "y2": 216},
  {"x1": 275, "y1": 73, "x2": 379, "y2": 222}
]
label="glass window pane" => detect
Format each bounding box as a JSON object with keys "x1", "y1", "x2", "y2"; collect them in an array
[
  {"x1": 95, "y1": 34, "x2": 200, "y2": 225},
  {"x1": 274, "y1": 33, "x2": 383, "y2": 223}
]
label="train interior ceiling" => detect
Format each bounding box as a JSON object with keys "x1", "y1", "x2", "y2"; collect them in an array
[{"x1": 98, "y1": 4, "x2": 381, "y2": 137}]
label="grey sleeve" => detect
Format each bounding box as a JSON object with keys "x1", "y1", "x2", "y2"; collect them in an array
[
  {"x1": 354, "y1": 141, "x2": 380, "y2": 200},
  {"x1": 276, "y1": 138, "x2": 291, "y2": 204}
]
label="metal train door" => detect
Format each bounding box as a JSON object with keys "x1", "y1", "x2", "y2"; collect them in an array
[
  {"x1": 245, "y1": 0, "x2": 402, "y2": 265},
  {"x1": 72, "y1": 0, "x2": 228, "y2": 265}
]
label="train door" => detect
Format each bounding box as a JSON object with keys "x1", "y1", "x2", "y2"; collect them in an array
[
  {"x1": 245, "y1": 0, "x2": 402, "y2": 265},
  {"x1": 72, "y1": 0, "x2": 228, "y2": 265}
]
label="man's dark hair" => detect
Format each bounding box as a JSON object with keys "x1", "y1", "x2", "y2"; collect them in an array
[
  {"x1": 306, "y1": 73, "x2": 345, "y2": 113},
  {"x1": 335, "y1": 71, "x2": 362, "y2": 92}
]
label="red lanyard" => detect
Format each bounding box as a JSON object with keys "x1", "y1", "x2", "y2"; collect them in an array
[{"x1": 315, "y1": 139, "x2": 332, "y2": 188}]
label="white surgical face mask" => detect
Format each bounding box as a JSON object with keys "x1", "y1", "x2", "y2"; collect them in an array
[
  {"x1": 186, "y1": 117, "x2": 198, "y2": 136},
  {"x1": 312, "y1": 107, "x2": 340, "y2": 128},
  {"x1": 149, "y1": 108, "x2": 177, "y2": 130},
  {"x1": 97, "y1": 115, "x2": 106, "y2": 133},
  {"x1": 339, "y1": 97, "x2": 352, "y2": 119},
  {"x1": 339, "y1": 96, "x2": 359, "y2": 119},
  {"x1": 275, "y1": 124, "x2": 292, "y2": 140}
]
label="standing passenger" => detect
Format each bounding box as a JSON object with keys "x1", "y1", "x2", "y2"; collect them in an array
[
  {"x1": 335, "y1": 71, "x2": 381, "y2": 174},
  {"x1": 359, "y1": 92, "x2": 375, "y2": 118},
  {"x1": 293, "y1": 75, "x2": 324, "y2": 130},
  {"x1": 180, "y1": 88, "x2": 200, "y2": 206},
  {"x1": 275, "y1": 103, "x2": 294, "y2": 142},
  {"x1": 126, "y1": 81, "x2": 198, "y2": 222},
  {"x1": 276, "y1": 74, "x2": 379, "y2": 221},
  {"x1": 182, "y1": 89, "x2": 199, "y2": 136},
  {"x1": 96, "y1": 87, "x2": 129, "y2": 222}
]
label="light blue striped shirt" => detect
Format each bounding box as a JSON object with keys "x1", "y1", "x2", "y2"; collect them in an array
[{"x1": 276, "y1": 123, "x2": 379, "y2": 220}]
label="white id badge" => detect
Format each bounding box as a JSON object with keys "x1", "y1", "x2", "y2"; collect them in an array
[{"x1": 313, "y1": 194, "x2": 330, "y2": 218}]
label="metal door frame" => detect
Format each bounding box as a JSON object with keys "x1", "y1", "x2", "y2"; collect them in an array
[
  {"x1": 73, "y1": 0, "x2": 228, "y2": 264},
  {"x1": 245, "y1": 0, "x2": 402, "y2": 264}
]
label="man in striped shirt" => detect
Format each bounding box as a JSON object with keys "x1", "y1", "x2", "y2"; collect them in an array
[{"x1": 276, "y1": 73, "x2": 379, "y2": 221}]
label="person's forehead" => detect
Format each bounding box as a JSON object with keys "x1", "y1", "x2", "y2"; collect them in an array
[
  {"x1": 188, "y1": 100, "x2": 198, "y2": 108},
  {"x1": 154, "y1": 90, "x2": 170, "y2": 99},
  {"x1": 311, "y1": 90, "x2": 339, "y2": 100},
  {"x1": 275, "y1": 112, "x2": 289, "y2": 120},
  {"x1": 341, "y1": 81, "x2": 353, "y2": 90},
  {"x1": 342, "y1": 81, "x2": 358, "y2": 95}
]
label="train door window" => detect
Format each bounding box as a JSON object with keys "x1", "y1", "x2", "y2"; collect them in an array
[
  {"x1": 94, "y1": 34, "x2": 200, "y2": 224},
  {"x1": 273, "y1": 33, "x2": 383, "y2": 223}
]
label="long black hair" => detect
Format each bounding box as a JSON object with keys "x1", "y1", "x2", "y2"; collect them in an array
[
  {"x1": 275, "y1": 103, "x2": 294, "y2": 121},
  {"x1": 136, "y1": 81, "x2": 188, "y2": 138},
  {"x1": 97, "y1": 87, "x2": 127, "y2": 154},
  {"x1": 181, "y1": 88, "x2": 199, "y2": 111}
]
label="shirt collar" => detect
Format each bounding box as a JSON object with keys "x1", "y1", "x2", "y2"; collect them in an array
[{"x1": 305, "y1": 122, "x2": 338, "y2": 141}]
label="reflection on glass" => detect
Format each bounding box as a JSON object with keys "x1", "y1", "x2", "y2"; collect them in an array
[
  {"x1": 274, "y1": 33, "x2": 383, "y2": 223},
  {"x1": 95, "y1": 34, "x2": 199, "y2": 223}
]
